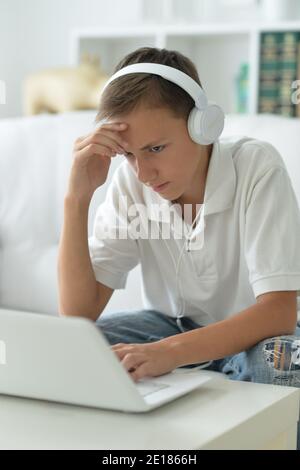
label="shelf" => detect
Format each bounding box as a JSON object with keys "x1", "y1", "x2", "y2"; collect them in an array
[
  {"x1": 71, "y1": 21, "x2": 300, "y2": 38},
  {"x1": 69, "y1": 21, "x2": 300, "y2": 116}
]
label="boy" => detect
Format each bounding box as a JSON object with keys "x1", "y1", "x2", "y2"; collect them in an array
[{"x1": 58, "y1": 47, "x2": 300, "y2": 443}]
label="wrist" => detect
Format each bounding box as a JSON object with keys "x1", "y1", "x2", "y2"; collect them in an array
[
  {"x1": 157, "y1": 335, "x2": 186, "y2": 369},
  {"x1": 64, "y1": 193, "x2": 92, "y2": 212}
]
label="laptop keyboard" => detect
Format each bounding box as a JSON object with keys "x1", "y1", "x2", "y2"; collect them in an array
[{"x1": 136, "y1": 380, "x2": 170, "y2": 397}]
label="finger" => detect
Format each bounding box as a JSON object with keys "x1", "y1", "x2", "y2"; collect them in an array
[
  {"x1": 113, "y1": 347, "x2": 133, "y2": 361},
  {"x1": 122, "y1": 353, "x2": 144, "y2": 372},
  {"x1": 93, "y1": 132, "x2": 127, "y2": 154},
  {"x1": 111, "y1": 346, "x2": 127, "y2": 361},
  {"x1": 74, "y1": 122, "x2": 127, "y2": 149},
  {"x1": 95, "y1": 122, "x2": 128, "y2": 146},
  {"x1": 111, "y1": 343, "x2": 126, "y2": 349},
  {"x1": 99, "y1": 122, "x2": 128, "y2": 132},
  {"x1": 75, "y1": 143, "x2": 117, "y2": 163},
  {"x1": 112, "y1": 343, "x2": 138, "y2": 351},
  {"x1": 75, "y1": 133, "x2": 124, "y2": 154},
  {"x1": 112, "y1": 349, "x2": 124, "y2": 361},
  {"x1": 130, "y1": 364, "x2": 149, "y2": 382},
  {"x1": 95, "y1": 128, "x2": 129, "y2": 149},
  {"x1": 76, "y1": 132, "x2": 126, "y2": 155},
  {"x1": 75, "y1": 134, "x2": 88, "y2": 143}
]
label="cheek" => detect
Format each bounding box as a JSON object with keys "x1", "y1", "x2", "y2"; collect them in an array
[{"x1": 169, "y1": 154, "x2": 192, "y2": 176}]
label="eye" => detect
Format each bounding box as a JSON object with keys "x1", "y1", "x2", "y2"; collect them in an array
[
  {"x1": 149, "y1": 145, "x2": 165, "y2": 153},
  {"x1": 124, "y1": 145, "x2": 165, "y2": 158}
]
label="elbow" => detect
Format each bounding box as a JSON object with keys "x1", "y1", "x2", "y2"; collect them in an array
[
  {"x1": 257, "y1": 291, "x2": 298, "y2": 337},
  {"x1": 58, "y1": 301, "x2": 65, "y2": 317},
  {"x1": 282, "y1": 304, "x2": 298, "y2": 336},
  {"x1": 277, "y1": 312, "x2": 298, "y2": 337},
  {"x1": 58, "y1": 306, "x2": 70, "y2": 317},
  {"x1": 58, "y1": 309, "x2": 68, "y2": 317},
  {"x1": 58, "y1": 307, "x2": 81, "y2": 318},
  {"x1": 58, "y1": 302, "x2": 78, "y2": 318},
  {"x1": 58, "y1": 303, "x2": 99, "y2": 322},
  {"x1": 284, "y1": 317, "x2": 298, "y2": 336},
  {"x1": 274, "y1": 311, "x2": 297, "y2": 337}
]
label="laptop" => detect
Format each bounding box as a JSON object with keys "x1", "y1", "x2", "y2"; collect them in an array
[{"x1": 0, "y1": 308, "x2": 213, "y2": 412}]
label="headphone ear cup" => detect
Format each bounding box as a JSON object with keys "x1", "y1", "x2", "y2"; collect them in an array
[
  {"x1": 188, "y1": 104, "x2": 225, "y2": 145},
  {"x1": 187, "y1": 108, "x2": 204, "y2": 144}
]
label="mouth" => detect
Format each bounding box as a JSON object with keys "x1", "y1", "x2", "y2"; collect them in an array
[{"x1": 151, "y1": 182, "x2": 170, "y2": 192}]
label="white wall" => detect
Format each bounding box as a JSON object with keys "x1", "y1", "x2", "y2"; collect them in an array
[
  {"x1": 0, "y1": 0, "x2": 143, "y2": 119},
  {"x1": 3, "y1": 0, "x2": 299, "y2": 119}
]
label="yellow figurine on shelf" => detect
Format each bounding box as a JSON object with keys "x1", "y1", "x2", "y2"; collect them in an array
[{"x1": 23, "y1": 53, "x2": 109, "y2": 115}]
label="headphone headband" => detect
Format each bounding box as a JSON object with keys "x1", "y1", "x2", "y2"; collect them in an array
[
  {"x1": 101, "y1": 61, "x2": 225, "y2": 145},
  {"x1": 102, "y1": 63, "x2": 208, "y2": 110}
]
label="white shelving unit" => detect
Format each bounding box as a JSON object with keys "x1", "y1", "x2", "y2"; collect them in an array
[{"x1": 69, "y1": 21, "x2": 300, "y2": 115}]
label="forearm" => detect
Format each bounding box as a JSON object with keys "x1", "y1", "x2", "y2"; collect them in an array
[
  {"x1": 160, "y1": 299, "x2": 297, "y2": 368},
  {"x1": 57, "y1": 195, "x2": 99, "y2": 320}
]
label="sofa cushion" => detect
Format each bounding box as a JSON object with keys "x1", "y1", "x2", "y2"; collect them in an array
[
  {"x1": 0, "y1": 110, "x2": 140, "y2": 314},
  {"x1": 223, "y1": 114, "x2": 300, "y2": 205}
]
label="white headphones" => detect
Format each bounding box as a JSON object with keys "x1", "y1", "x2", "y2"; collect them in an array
[{"x1": 102, "y1": 63, "x2": 225, "y2": 145}]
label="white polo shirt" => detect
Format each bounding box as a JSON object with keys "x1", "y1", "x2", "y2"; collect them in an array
[{"x1": 88, "y1": 136, "x2": 300, "y2": 326}]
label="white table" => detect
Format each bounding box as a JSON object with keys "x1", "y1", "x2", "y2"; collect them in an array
[{"x1": 0, "y1": 376, "x2": 299, "y2": 450}]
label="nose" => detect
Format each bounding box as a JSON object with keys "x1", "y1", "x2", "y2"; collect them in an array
[{"x1": 135, "y1": 158, "x2": 157, "y2": 185}]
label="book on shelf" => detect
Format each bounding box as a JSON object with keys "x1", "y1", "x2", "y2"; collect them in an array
[
  {"x1": 258, "y1": 31, "x2": 300, "y2": 118},
  {"x1": 259, "y1": 33, "x2": 280, "y2": 115},
  {"x1": 297, "y1": 42, "x2": 300, "y2": 118},
  {"x1": 235, "y1": 63, "x2": 249, "y2": 113}
]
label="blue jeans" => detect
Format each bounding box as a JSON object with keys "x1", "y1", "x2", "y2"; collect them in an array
[{"x1": 96, "y1": 309, "x2": 300, "y2": 450}]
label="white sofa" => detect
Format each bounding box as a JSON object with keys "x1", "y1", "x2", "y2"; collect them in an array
[{"x1": 0, "y1": 111, "x2": 299, "y2": 319}]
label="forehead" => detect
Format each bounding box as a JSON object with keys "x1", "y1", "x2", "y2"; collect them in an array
[{"x1": 115, "y1": 106, "x2": 184, "y2": 137}]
